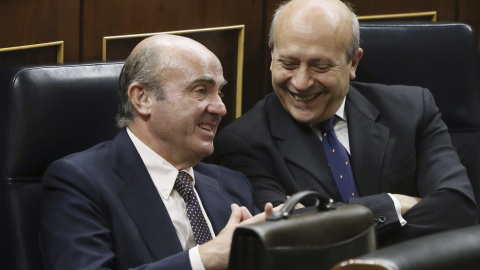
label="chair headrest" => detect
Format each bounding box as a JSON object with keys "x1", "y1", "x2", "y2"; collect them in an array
[
  {"x1": 357, "y1": 22, "x2": 480, "y2": 130},
  {"x1": 0, "y1": 62, "x2": 123, "y2": 178}
]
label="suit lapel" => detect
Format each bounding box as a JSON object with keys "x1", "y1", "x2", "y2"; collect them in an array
[
  {"x1": 194, "y1": 171, "x2": 231, "y2": 235},
  {"x1": 112, "y1": 130, "x2": 183, "y2": 260},
  {"x1": 268, "y1": 95, "x2": 340, "y2": 198},
  {"x1": 347, "y1": 87, "x2": 390, "y2": 196}
]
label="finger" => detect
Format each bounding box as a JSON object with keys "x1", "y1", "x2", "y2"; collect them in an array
[
  {"x1": 240, "y1": 206, "x2": 253, "y2": 221},
  {"x1": 264, "y1": 203, "x2": 274, "y2": 218},
  {"x1": 273, "y1": 203, "x2": 284, "y2": 212},
  {"x1": 294, "y1": 202, "x2": 305, "y2": 209},
  {"x1": 241, "y1": 209, "x2": 271, "y2": 225},
  {"x1": 225, "y1": 204, "x2": 242, "y2": 227}
]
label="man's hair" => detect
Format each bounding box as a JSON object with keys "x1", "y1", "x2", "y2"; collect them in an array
[
  {"x1": 116, "y1": 41, "x2": 166, "y2": 128},
  {"x1": 268, "y1": 0, "x2": 360, "y2": 62}
]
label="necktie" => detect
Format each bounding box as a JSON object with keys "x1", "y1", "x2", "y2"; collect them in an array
[
  {"x1": 320, "y1": 116, "x2": 360, "y2": 202},
  {"x1": 174, "y1": 171, "x2": 213, "y2": 245}
]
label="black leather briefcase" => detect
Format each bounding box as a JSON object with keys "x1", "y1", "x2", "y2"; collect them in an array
[{"x1": 229, "y1": 191, "x2": 376, "y2": 270}]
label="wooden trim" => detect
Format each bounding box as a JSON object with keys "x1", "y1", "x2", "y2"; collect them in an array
[
  {"x1": 0, "y1": 41, "x2": 65, "y2": 64},
  {"x1": 358, "y1": 11, "x2": 437, "y2": 22},
  {"x1": 103, "y1": 25, "x2": 245, "y2": 118},
  {"x1": 235, "y1": 26, "x2": 245, "y2": 118}
]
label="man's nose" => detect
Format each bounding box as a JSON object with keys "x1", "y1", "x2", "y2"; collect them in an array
[
  {"x1": 292, "y1": 68, "x2": 314, "y2": 91},
  {"x1": 207, "y1": 95, "x2": 227, "y2": 117}
]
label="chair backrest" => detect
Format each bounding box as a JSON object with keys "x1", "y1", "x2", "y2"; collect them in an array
[
  {"x1": 331, "y1": 225, "x2": 480, "y2": 270},
  {"x1": 357, "y1": 22, "x2": 480, "y2": 218},
  {"x1": 0, "y1": 62, "x2": 123, "y2": 270}
]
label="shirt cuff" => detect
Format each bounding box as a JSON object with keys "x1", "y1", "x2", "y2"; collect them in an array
[
  {"x1": 387, "y1": 193, "x2": 407, "y2": 226},
  {"x1": 189, "y1": 246, "x2": 206, "y2": 270}
]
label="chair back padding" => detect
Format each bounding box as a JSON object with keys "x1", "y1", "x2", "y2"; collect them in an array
[
  {"x1": 331, "y1": 225, "x2": 480, "y2": 270},
  {"x1": 357, "y1": 22, "x2": 480, "y2": 217},
  {"x1": 0, "y1": 62, "x2": 123, "y2": 270}
]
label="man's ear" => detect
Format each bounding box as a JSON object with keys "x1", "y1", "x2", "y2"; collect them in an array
[
  {"x1": 350, "y1": 48, "x2": 364, "y2": 80},
  {"x1": 128, "y1": 82, "x2": 152, "y2": 116},
  {"x1": 269, "y1": 43, "x2": 274, "y2": 72}
]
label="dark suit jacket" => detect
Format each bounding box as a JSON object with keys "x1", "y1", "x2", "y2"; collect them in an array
[
  {"x1": 39, "y1": 129, "x2": 258, "y2": 270},
  {"x1": 213, "y1": 81, "x2": 477, "y2": 246}
]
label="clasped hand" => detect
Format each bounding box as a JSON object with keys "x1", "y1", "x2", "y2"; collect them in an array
[{"x1": 198, "y1": 202, "x2": 279, "y2": 270}]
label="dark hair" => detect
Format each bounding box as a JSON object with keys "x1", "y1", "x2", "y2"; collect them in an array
[{"x1": 116, "y1": 41, "x2": 166, "y2": 128}]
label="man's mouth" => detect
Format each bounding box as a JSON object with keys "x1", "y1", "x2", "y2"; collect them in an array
[
  {"x1": 290, "y1": 92, "x2": 322, "y2": 102},
  {"x1": 198, "y1": 123, "x2": 214, "y2": 132}
]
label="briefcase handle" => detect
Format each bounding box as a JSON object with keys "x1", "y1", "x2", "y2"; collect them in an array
[{"x1": 268, "y1": 190, "x2": 334, "y2": 221}]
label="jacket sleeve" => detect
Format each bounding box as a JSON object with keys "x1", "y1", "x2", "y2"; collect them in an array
[{"x1": 352, "y1": 88, "x2": 477, "y2": 246}]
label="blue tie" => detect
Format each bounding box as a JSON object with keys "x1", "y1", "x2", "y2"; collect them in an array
[
  {"x1": 174, "y1": 171, "x2": 213, "y2": 245},
  {"x1": 320, "y1": 116, "x2": 360, "y2": 202}
]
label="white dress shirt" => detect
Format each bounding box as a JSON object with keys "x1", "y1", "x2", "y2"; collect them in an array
[
  {"x1": 312, "y1": 98, "x2": 407, "y2": 226},
  {"x1": 127, "y1": 128, "x2": 213, "y2": 270}
]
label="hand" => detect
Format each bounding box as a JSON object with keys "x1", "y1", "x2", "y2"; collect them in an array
[
  {"x1": 198, "y1": 203, "x2": 281, "y2": 269},
  {"x1": 198, "y1": 204, "x2": 243, "y2": 270},
  {"x1": 392, "y1": 194, "x2": 422, "y2": 215}
]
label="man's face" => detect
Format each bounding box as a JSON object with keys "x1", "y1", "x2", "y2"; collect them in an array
[
  {"x1": 270, "y1": 10, "x2": 361, "y2": 125},
  {"x1": 149, "y1": 49, "x2": 227, "y2": 165}
]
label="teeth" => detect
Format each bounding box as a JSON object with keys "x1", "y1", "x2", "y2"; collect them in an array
[
  {"x1": 199, "y1": 124, "x2": 213, "y2": 131},
  {"x1": 292, "y1": 93, "x2": 318, "y2": 102}
]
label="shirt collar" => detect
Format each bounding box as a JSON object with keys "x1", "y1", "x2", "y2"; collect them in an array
[
  {"x1": 126, "y1": 128, "x2": 195, "y2": 200},
  {"x1": 335, "y1": 96, "x2": 347, "y2": 121}
]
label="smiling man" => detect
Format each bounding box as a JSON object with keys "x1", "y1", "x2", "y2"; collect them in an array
[
  {"x1": 39, "y1": 34, "x2": 273, "y2": 270},
  {"x1": 213, "y1": 0, "x2": 477, "y2": 246}
]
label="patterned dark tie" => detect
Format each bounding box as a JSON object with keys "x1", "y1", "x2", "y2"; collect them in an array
[
  {"x1": 174, "y1": 171, "x2": 213, "y2": 245},
  {"x1": 320, "y1": 116, "x2": 360, "y2": 202}
]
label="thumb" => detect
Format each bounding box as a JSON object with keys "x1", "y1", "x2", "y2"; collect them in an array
[{"x1": 225, "y1": 203, "x2": 242, "y2": 227}]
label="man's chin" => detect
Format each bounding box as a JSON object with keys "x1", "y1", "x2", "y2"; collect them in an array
[
  {"x1": 290, "y1": 110, "x2": 321, "y2": 125},
  {"x1": 195, "y1": 144, "x2": 214, "y2": 159}
]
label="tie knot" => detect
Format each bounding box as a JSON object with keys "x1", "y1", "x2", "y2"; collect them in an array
[
  {"x1": 320, "y1": 115, "x2": 336, "y2": 133},
  {"x1": 174, "y1": 171, "x2": 193, "y2": 200}
]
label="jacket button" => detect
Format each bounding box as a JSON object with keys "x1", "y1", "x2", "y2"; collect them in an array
[
  {"x1": 378, "y1": 216, "x2": 387, "y2": 223},
  {"x1": 374, "y1": 218, "x2": 379, "y2": 226}
]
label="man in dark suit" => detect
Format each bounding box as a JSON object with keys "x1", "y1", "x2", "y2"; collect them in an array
[
  {"x1": 213, "y1": 0, "x2": 477, "y2": 245},
  {"x1": 39, "y1": 34, "x2": 273, "y2": 270}
]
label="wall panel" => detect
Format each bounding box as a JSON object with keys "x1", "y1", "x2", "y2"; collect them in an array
[
  {"x1": 458, "y1": 0, "x2": 480, "y2": 39},
  {"x1": 0, "y1": 0, "x2": 80, "y2": 65},
  {"x1": 348, "y1": 0, "x2": 457, "y2": 21},
  {"x1": 82, "y1": 0, "x2": 266, "y2": 113}
]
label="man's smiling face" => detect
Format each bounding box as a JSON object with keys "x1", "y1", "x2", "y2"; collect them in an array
[{"x1": 270, "y1": 0, "x2": 360, "y2": 125}]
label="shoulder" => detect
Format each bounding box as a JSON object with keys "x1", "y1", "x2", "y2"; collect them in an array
[
  {"x1": 350, "y1": 81, "x2": 426, "y2": 98},
  {"x1": 349, "y1": 81, "x2": 431, "y2": 112},
  {"x1": 46, "y1": 129, "x2": 132, "y2": 174},
  {"x1": 48, "y1": 140, "x2": 113, "y2": 171}
]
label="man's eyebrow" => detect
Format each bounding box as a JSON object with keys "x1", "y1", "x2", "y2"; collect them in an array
[
  {"x1": 220, "y1": 79, "x2": 228, "y2": 88},
  {"x1": 193, "y1": 76, "x2": 228, "y2": 88}
]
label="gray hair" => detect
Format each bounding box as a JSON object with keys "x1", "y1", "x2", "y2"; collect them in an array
[
  {"x1": 116, "y1": 41, "x2": 166, "y2": 128},
  {"x1": 268, "y1": 0, "x2": 360, "y2": 62}
]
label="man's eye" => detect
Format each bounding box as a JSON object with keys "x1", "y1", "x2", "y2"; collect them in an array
[
  {"x1": 218, "y1": 91, "x2": 225, "y2": 98},
  {"x1": 313, "y1": 66, "x2": 330, "y2": 72},
  {"x1": 196, "y1": 88, "x2": 206, "y2": 95},
  {"x1": 281, "y1": 63, "x2": 297, "y2": 70},
  {"x1": 278, "y1": 60, "x2": 297, "y2": 70}
]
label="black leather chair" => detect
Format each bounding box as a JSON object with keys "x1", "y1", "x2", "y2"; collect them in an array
[
  {"x1": 0, "y1": 62, "x2": 123, "y2": 270},
  {"x1": 331, "y1": 225, "x2": 480, "y2": 270},
  {"x1": 356, "y1": 22, "x2": 480, "y2": 218}
]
